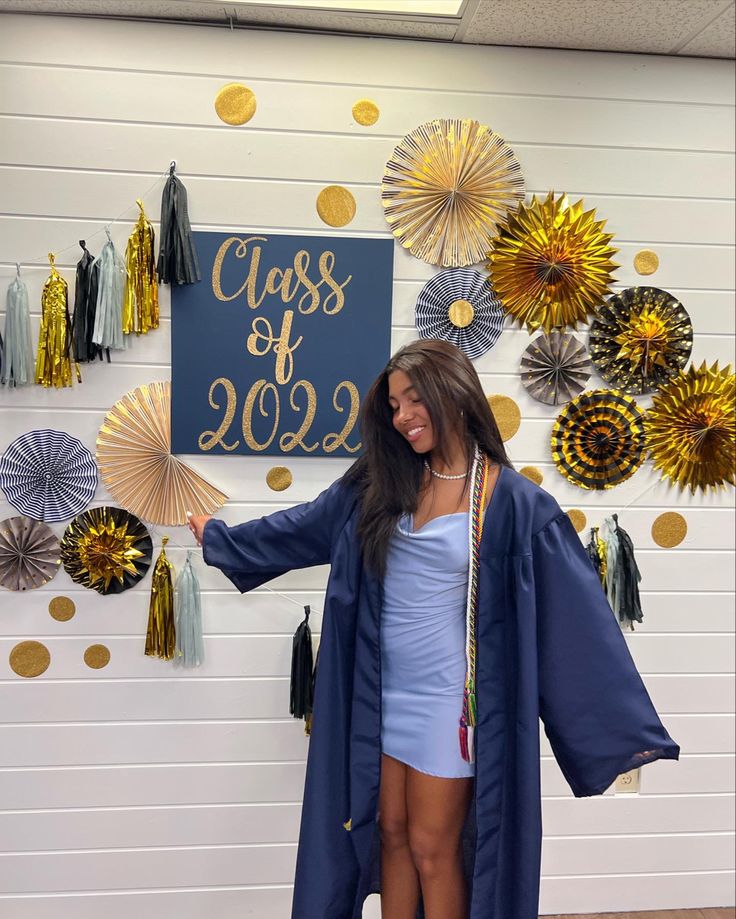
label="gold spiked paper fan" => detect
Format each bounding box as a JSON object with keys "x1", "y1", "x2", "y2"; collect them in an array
[
  {"x1": 97, "y1": 381, "x2": 227, "y2": 526},
  {"x1": 382, "y1": 118, "x2": 525, "y2": 268},
  {"x1": 488, "y1": 191, "x2": 618, "y2": 332}
]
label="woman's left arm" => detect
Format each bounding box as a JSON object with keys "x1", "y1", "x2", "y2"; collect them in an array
[{"x1": 533, "y1": 510, "x2": 680, "y2": 797}]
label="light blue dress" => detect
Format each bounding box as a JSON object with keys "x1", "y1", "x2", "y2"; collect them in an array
[{"x1": 380, "y1": 510, "x2": 475, "y2": 778}]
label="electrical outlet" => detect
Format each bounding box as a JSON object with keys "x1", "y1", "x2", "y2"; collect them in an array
[{"x1": 614, "y1": 768, "x2": 641, "y2": 794}]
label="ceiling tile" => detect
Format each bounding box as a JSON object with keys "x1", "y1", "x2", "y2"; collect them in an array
[
  {"x1": 462, "y1": 0, "x2": 736, "y2": 57},
  {"x1": 677, "y1": 2, "x2": 736, "y2": 58},
  {"x1": 234, "y1": 5, "x2": 458, "y2": 39}
]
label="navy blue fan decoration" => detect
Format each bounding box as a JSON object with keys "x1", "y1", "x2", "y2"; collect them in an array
[
  {"x1": 0, "y1": 430, "x2": 98, "y2": 522},
  {"x1": 415, "y1": 268, "x2": 506, "y2": 360}
]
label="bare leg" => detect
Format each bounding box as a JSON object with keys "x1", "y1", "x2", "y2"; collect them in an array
[
  {"x1": 378, "y1": 753, "x2": 421, "y2": 919},
  {"x1": 406, "y1": 766, "x2": 474, "y2": 919}
]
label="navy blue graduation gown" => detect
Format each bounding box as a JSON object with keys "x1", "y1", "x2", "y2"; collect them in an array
[{"x1": 203, "y1": 464, "x2": 679, "y2": 919}]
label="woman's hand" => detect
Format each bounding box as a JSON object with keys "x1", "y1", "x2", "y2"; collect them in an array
[{"x1": 186, "y1": 513, "x2": 212, "y2": 546}]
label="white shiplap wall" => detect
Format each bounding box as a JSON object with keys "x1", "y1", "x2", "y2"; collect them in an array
[{"x1": 0, "y1": 13, "x2": 734, "y2": 917}]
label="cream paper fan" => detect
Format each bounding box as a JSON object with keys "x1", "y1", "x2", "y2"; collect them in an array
[{"x1": 96, "y1": 381, "x2": 227, "y2": 526}]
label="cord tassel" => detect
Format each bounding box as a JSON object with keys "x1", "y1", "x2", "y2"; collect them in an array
[
  {"x1": 174, "y1": 551, "x2": 204, "y2": 668},
  {"x1": 157, "y1": 164, "x2": 201, "y2": 285},
  {"x1": 2, "y1": 271, "x2": 35, "y2": 387},
  {"x1": 145, "y1": 536, "x2": 176, "y2": 660},
  {"x1": 290, "y1": 605, "x2": 315, "y2": 729}
]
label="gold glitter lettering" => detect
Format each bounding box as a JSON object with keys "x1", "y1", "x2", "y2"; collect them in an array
[
  {"x1": 246, "y1": 311, "x2": 303, "y2": 385},
  {"x1": 198, "y1": 377, "x2": 240, "y2": 451},
  {"x1": 319, "y1": 251, "x2": 352, "y2": 316},
  {"x1": 212, "y1": 236, "x2": 268, "y2": 306},
  {"x1": 280, "y1": 380, "x2": 319, "y2": 452},
  {"x1": 294, "y1": 250, "x2": 322, "y2": 315},
  {"x1": 323, "y1": 381, "x2": 361, "y2": 453},
  {"x1": 242, "y1": 380, "x2": 280, "y2": 451}
]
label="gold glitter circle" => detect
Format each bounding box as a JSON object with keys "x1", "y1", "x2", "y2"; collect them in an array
[
  {"x1": 316, "y1": 186, "x2": 356, "y2": 228},
  {"x1": 448, "y1": 298, "x2": 475, "y2": 329},
  {"x1": 567, "y1": 508, "x2": 587, "y2": 533},
  {"x1": 651, "y1": 511, "x2": 687, "y2": 548},
  {"x1": 634, "y1": 249, "x2": 659, "y2": 276},
  {"x1": 49, "y1": 596, "x2": 76, "y2": 622},
  {"x1": 487, "y1": 394, "x2": 521, "y2": 442},
  {"x1": 520, "y1": 465, "x2": 543, "y2": 485},
  {"x1": 9, "y1": 641, "x2": 50, "y2": 678},
  {"x1": 84, "y1": 644, "x2": 111, "y2": 670},
  {"x1": 214, "y1": 83, "x2": 257, "y2": 125},
  {"x1": 352, "y1": 99, "x2": 380, "y2": 126},
  {"x1": 266, "y1": 467, "x2": 293, "y2": 492}
]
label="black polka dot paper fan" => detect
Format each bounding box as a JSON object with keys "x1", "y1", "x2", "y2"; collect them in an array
[{"x1": 415, "y1": 268, "x2": 505, "y2": 360}]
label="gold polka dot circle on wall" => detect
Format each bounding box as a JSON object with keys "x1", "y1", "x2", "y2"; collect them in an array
[
  {"x1": 214, "y1": 83, "x2": 257, "y2": 125},
  {"x1": 519, "y1": 466, "x2": 543, "y2": 485},
  {"x1": 486, "y1": 395, "x2": 521, "y2": 442},
  {"x1": 84, "y1": 644, "x2": 111, "y2": 670},
  {"x1": 448, "y1": 299, "x2": 475, "y2": 329},
  {"x1": 9, "y1": 640, "x2": 50, "y2": 678},
  {"x1": 634, "y1": 249, "x2": 659, "y2": 276},
  {"x1": 316, "y1": 186, "x2": 356, "y2": 228},
  {"x1": 352, "y1": 99, "x2": 380, "y2": 126},
  {"x1": 651, "y1": 511, "x2": 687, "y2": 547},
  {"x1": 566, "y1": 509, "x2": 587, "y2": 533},
  {"x1": 49, "y1": 596, "x2": 76, "y2": 622},
  {"x1": 267, "y1": 466, "x2": 293, "y2": 492}
]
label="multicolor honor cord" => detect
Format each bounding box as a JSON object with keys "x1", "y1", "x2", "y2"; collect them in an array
[{"x1": 459, "y1": 446, "x2": 489, "y2": 763}]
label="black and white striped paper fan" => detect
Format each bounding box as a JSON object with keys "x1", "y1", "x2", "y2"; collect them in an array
[
  {"x1": 415, "y1": 268, "x2": 505, "y2": 360},
  {"x1": 0, "y1": 430, "x2": 98, "y2": 522}
]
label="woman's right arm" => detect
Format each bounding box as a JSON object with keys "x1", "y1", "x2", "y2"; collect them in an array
[{"x1": 193, "y1": 478, "x2": 352, "y2": 593}]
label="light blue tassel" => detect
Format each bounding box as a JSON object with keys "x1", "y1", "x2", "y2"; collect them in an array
[
  {"x1": 92, "y1": 233, "x2": 126, "y2": 350},
  {"x1": 174, "y1": 551, "x2": 204, "y2": 668},
  {"x1": 2, "y1": 274, "x2": 35, "y2": 386},
  {"x1": 604, "y1": 515, "x2": 621, "y2": 622}
]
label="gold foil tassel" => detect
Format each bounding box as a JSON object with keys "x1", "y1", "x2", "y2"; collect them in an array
[
  {"x1": 123, "y1": 199, "x2": 159, "y2": 335},
  {"x1": 144, "y1": 536, "x2": 176, "y2": 660},
  {"x1": 35, "y1": 253, "x2": 81, "y2": 387}
]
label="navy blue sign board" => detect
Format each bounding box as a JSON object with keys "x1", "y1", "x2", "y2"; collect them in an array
[{"x1": 171, "y1": 232, "x2": 394, "y2": 456}]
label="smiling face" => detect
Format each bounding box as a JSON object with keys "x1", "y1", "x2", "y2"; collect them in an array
[{"x1": 387, "y1": 369, "x2": 436, "y2": 454}]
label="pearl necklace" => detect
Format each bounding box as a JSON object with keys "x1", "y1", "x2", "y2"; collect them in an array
[{"x1": 423, "y1": 459, "x2": 468, "y2": 480}]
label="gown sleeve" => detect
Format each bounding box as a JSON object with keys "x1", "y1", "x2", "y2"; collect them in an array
[
  {"x1": 201, "y1": 478, "x2": 349, "y2": 593},
  {"x1": 533, "y1": 511, "x2": 680, "y2": 797}
]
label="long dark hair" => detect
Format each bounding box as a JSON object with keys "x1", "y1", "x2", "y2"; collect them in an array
[{"x1": 344, "y1": 339, "x2": 513, "y2": 575}]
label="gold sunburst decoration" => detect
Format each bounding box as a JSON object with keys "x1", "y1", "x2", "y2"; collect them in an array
[
  {"x1": 589, "y1": 287, "x2": 692, "y2": 395},
  {"x1": 488, "y1": 191, "x2": 619, "y2": 332},
  {"x1": 97, "y1": 381, "x2": 227, "y2": 527},
  {"x1": 381, "y1": 118, "x2": 524, "y2": 268},
  {"x1": 644, "y1": 361, "x2": 735, "y2": 494},
  {"x1": 61, "y1": 506, "x2": 153, "y2": 595}
]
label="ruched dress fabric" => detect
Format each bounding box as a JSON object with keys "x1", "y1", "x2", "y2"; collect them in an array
[{"x1": 380, "y1": 511, "x2": 474, "y2": 778}]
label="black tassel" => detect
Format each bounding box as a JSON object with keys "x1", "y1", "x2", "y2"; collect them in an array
[
  {"x1": 585, "y1": 526, "x2": 605, "y2": 584},
  {"x1": 157, "y1": 163, "x2": 201, "y2": 285},
  {"x1": 72, "y1": 241, "x2": 109, "y2": 363},
  {"x1": 290, "y1": 605, "x2": 315, "y2": 728},
  {"x1": 608, "y1": 513, "x2": 644, "y2": 631}
]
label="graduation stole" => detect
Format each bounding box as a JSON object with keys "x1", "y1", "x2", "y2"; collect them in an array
[{"x1": 459, "y1": 447, "x2": 490, "y2": 764}]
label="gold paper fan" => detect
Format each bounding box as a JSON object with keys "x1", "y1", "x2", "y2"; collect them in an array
[
  {"x1": 488, "y1": 191, "x2": 619, "y2": 332},
  {"x1": 644, "y1": 360, "x2": 735, "y2": 494},
  {"x1": 382, "y1": 118, "x2": 524, "y2": 268},
  {"x1": 96, "y1": 381, "x2": 227, "y2": 526}
]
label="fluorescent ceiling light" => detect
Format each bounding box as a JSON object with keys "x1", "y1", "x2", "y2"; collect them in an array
[{"x1": 231, "y1": 1, "x2": 464, "y2": 15}]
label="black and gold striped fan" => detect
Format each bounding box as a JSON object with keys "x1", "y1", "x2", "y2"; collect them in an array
[{"x1": 551, "y1": 389, "x2": 645, "y2": 490}]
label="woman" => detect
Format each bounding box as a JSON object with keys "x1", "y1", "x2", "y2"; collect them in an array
[{"x1": 189, "y1": 339, "x2": 679, "y2": 919}]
